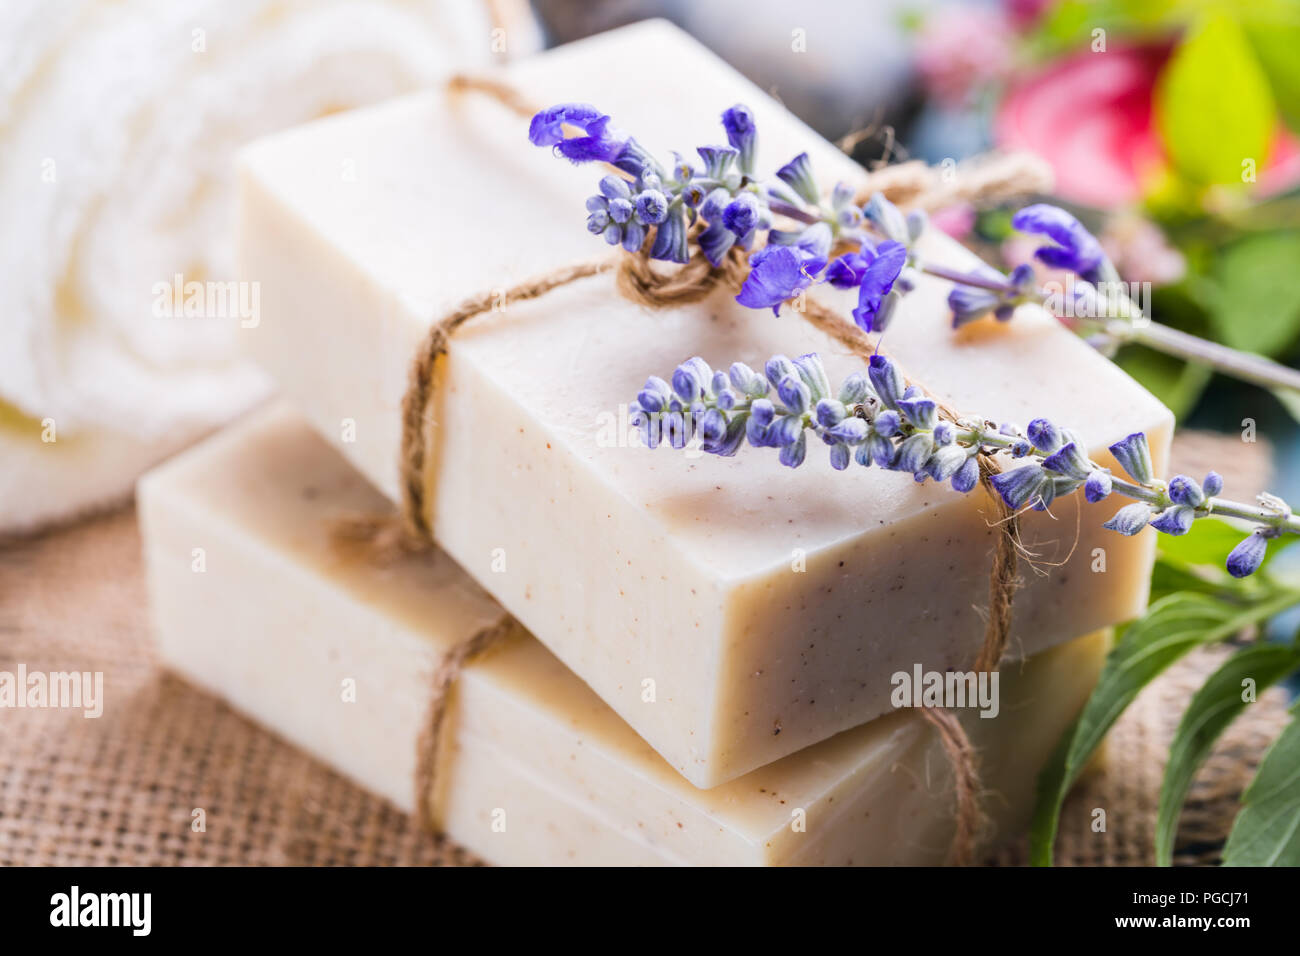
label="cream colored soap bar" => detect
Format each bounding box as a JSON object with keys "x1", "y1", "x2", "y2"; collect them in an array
[
  {"x1": 140, "y1": 403, "x2": 1109, "y2": 866},
  {"x1": 236, "y1": 20, "x2": 1170, "y2": 787}
]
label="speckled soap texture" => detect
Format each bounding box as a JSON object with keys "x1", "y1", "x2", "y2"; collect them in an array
[
  {"x1": 140, "y1": 403, "x2": 1109, "y2": 865},
  {"x1": 235, "y1": 20, "x2": 1170, "y2": 786}
]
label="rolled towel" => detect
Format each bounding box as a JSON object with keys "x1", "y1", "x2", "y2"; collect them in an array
[{"x1": 0, "y1": 0, "x2": 538, "y2": 533}]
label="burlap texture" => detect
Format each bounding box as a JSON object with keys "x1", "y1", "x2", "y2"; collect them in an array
[{"x1": 0, "y1": 502, "x2": 1289, "y2": 867}]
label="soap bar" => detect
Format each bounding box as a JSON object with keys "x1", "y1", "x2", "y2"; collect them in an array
[
  {"x1": 140, "y1": 403, "x2": 1109, "y2": 866},
  {"x1": 236, "y1": 20, "x2": 1171, "y2": 786}
]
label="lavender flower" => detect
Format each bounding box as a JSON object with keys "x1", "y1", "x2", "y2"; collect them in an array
[
  {"x1": 736, "y1": 246, "x2": 816, "y2": 314},
  {"x1": 1011, "y1": 204, "x2": 1110, "y2": 285},
  {"x1": 948, "y1": 264, "x2": 1036, "y2": 328},
  {"x1": 1104, "y1": 502, "x2": 1152, "y2": 536},
  {"x1": 528, "y1": 103, "x2": 626, "y2": 165},
  {"x1": 631, "y1": 350, "x2": 1299, "y2": 577},
  {"x1": 847, "y1": 241, "x2": 908, "y2": 333},
  {"x1": 1109, "y1": 433, "x2": 1154, "y2": 484},
  {"x1": 721, "y1": 104, "x2": 756, "y2": 175},
  {"x1": 1227, "y1": 531, "x2": 1269, "y2": 579},
  {"x1": 776, "y1": 153, "x2": 820, "y2": 206}
]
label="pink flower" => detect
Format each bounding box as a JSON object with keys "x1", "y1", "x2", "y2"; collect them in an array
[
  {"x1": 995, "y1": 45, "x2": 1169, "y2": 207},
  {"x1": 915, "y1": 7, "x2": 1014, "y2": 107},
  {"x1": 995, "y1": 43, "x2": 1300, "y2": 208},
  {"x1": 1099, "y1": 214, "x2": 1185, "y2": 286},
  {"x1": 1004, "y1": 0, "x2": 1055, "y2": 28},
  {"x1": 929, "y1": 202, "x2": 976, "y2": 240}
]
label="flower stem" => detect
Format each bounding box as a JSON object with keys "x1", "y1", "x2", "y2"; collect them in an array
[
  {"x1": 921, "y1": 262, "x2": 1015, "y2": 294},
  {"x1": 1105, "y1": 319, "x2": 1300, "y2": 395},
  {"x1": 767, "y1": 199, "x2": 821, "y2": 225}
]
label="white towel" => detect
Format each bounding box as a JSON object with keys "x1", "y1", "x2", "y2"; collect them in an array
[{"x1": 0, "y1": 0, "x2": 537, "y2": 533}]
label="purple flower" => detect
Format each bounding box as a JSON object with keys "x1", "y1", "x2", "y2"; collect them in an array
[
  {"x1": 1226, "y1": 532, "x2": 1269, "y2": 578},
  {"x1": 529, "y1": 104, "x2": 626, "y2": 165},
  {"x1": 952, "y1": 456, "x2": 981, "y2": 493},
  {"x1": 1011, "y1": 204, "x2": 1107, "y2": 284},
  {"x1": 1026, "y1": 418, "x2": 1063, "y2": 455},
  {"x1": 1108, "y1": 432, "x2": 1154, "y2": 484},
  {"x1": 1150, "y1": 505, "x2": 1195, "y2": 536},
  {"x1": 826, "y1": 252, "x2": 869, "y2": 289},
  {"x1": 721, "y1": 104, "x2": 756, "y2": 174},
  {"x1": 735, "y1": 246, "x2": 812, "y2": 314},
  {"x1": 735, "y1": 227, "x2": 831, "y2": 314},
  {"x1": 776, "y1": 374, "x2": 811, "y2": 415},
  {"x1": 925, "y1": 444, "x2": 967, "y2": 482},
  {"x1": 634, "y1": 189, "x2": 669, "y2": 225},
  {"x1": 696, "y1": 145, "x2": 739, "y2": 178},
  {"x1": 826, "y1": 418, "x2": 869, "y2": 444},
  {"x1": 1203, "y1": 471, "x2": 1224, "y2": 498},
  {"x1": 1104, "y1": 502, "x2": 1152, "y2": 536},
  {"x1": 868, "y1": 354, "x2": 905, "y2": 410},
  {"x1": 722, "y1": 193, "x2": 761, "y2": 238},
  {"x1": 897, "y1": 397, "x2": 938, "y2": 430},
  {"x1": 698, "y1": 221, "x2": 736, "y2": 266},
  {"x1": 851, "y1": 241, "x2": 908, "y2": 333},
  {"x1": 864, "y1": 193, "x2": 910, "y2": 244},
  {"x1": 636, "y1": 376, "x2": 671, "y2": 413},
  {"x1": 839, "y1": 372, "x2": 870, "y2": 405},
  {"x1": 1167, "y1": 475, "x2": 1205, "y2": 508},
  {"x1": 894, "y1": 434, "x2": 935, "y2": 474},
  {"x1": 873, "y1": 409, "x2": 902, "y2": 437},
  {"x1": 948, "y1": 264, "x2": 1033, "y2": 328},
  {"x1": 1084, "y1": 470, "x2": 1113, "y2": 503},
  {"x1": 815, "y1": 398, "x2": 847, "y2": 428},
  {"x1": 1042, "y1": 442, "x2": 1091, "y2": 480},
  {"x1": 775, "y1": 152, "x2": 819, "y2": 205},
  {"x1": 791, "y1": 222, "x2": 832, "y2": 265},
  {"x1": 779, "y1": 431, "x2": 808, "y2": 468},
  {"x1": 990, "y1": 463, "x2": 1048, "y2": 509},
  {"x1": 649, "y1": 209, "x2": 689, "y2": 263}
]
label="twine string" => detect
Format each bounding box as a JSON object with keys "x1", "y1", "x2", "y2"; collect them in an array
[{"x1": 349, "y1": 73, "x2": 1031, "y2": 863}]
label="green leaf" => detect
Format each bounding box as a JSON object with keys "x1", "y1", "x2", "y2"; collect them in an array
[
  {"x1": 1155, "y1": 641, "x2": 1300, "y2": 865},
  {"x1": 1273, "y1": 385, "x2": 1300, "y2": 426},
  {"x1": 1155, "y1": 13, "x2": 1276, "y2": 186},
  {"x1": 1029, "y1": 589, "x2": 1300, "y2": 865},
  {"x1": 1114, "y1": 346, "x2": 1212, "y2": 420},
  {"x1": 1159, "y1": 518, "x2": 1300, "y2": 576},
  {"x1": 1150, "y1": 557, "x2": 1224, "y2": 602},
  {"x1": 1223, "y1": 699, "x2": 1300, "y2": 865},
  {"x1": 1157, "y1": 518, "x2": 1254, "y2": 567},
  {"x1": 1206, "y1": 232, "x2": 1300, "y2": 358},
  {"x1": 1246, "y1": 18, "x2": 1300, "y2": 133}
]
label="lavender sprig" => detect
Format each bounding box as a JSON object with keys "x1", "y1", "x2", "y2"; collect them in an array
[
  {"x1": 631, "y1": 351, "x2": 1300, "y2": 578},
  {"x1": 530, "y1": 101, "x2": 1300, "y2": 396}
]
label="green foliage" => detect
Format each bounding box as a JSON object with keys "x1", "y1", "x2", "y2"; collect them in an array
[
  {"x1": 1029, "y1": 589, "x2": 1300, "y2": 865},
  {"x1": 1154, "y1": 13, "x2": 1276, "y2": 187},
  {"x1": 1223, "y1": 699, "x2": 1300, "y2": 865},
  {"x1": 1155, "y1": 640, "x2": 1300, "y2": 865},
  {"x1": 1206, "y1": 232, "x2": 1300, "y2": 358},
  {"x1": 1245, "y1": 18, "x2": 1300, "y2": 133},
  {"x1": 1114, "y1": 347, "x2": 1212, "y2": 420}
]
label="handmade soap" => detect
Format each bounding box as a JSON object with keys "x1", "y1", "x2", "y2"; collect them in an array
[
  {"x1": 236, "y1": 20, "x2": 1171, "y2": 786},
  {"x1": 140, "y1": 403, "x2": 1110, "y2": 866}
]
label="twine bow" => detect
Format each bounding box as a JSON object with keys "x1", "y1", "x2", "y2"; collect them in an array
[{"x1": 346, "y1": 72, "x2": 1047, "y2": 864}]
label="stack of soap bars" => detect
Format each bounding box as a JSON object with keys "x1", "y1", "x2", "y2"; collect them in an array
[{"x1": 140, "y1": 20, "x2": 1172, "y2": 865}]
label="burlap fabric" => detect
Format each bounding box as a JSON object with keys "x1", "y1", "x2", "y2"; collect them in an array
[{"x1": 0, "y1": 432, "x2": 1289, "y2": 866}]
